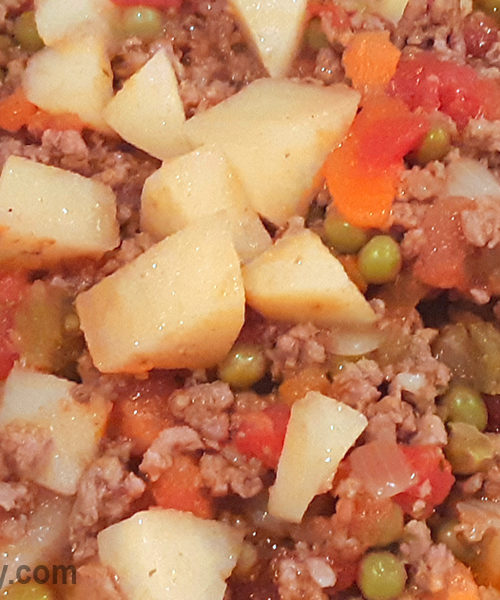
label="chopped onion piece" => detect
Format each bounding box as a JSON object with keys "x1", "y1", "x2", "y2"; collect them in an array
[
  {"x1": 456, "y1": 499, "x2": 500, "y2": 543},
  {"x1": 349, "y1": 440, "x2": 415, "y2": 498},
  {"x1": 306, "y1": 558, "x2": 337, "y2": 588},
  {"x1": 446, "y1": 158, "x2": 500, "y2": 199},
  {"x1": 328, "y1": 324, "x2": 382, "y2": 356}
]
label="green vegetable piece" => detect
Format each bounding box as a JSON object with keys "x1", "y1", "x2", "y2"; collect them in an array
[
  {"x1": 323, "y1": 212, "x2": 369, "y2": 254},
  {"x1": 415, "y1": 126, "x2": 451, "y2": 164},
  {"x1": 440, "y1": 383, "x2": 488, "y2": 431},
  {"x1": 13, "y1": 11, "x2": 44, "y2": 52},
  {"x1": 14, "y1": 281, "x2": 84, "y2": 379},
  {"x1": 468, "y1": 321, "x2": 500, "y2": 395},
  {"x1": 357, "y1": 551, "x2": 407, "y2": 600},
  {"x1": 445, "y1": 422, "x2": 494, "y2": 475},
  {"x1": 304, "y1": 17, "x2": 328, "y2": 50},
  {"x1": 374, "y1": 502, "x2": 404, "y2": 547},
  {"x1": 121, "y1": 6, "x2": 163, "y2": 40},
  {"x1": 2, "y1": 582, "x2": 54, "y2": 599},
  {"x1": 357, "y1": 235, "x2": 402, "y2": 285},
  {"x1": 217, "y1": 342, "x2": 268, "y2": 390},
  {"x1": 434, "y1": 518, "x2": 477, "y2": 564},
  {"x1": 433, "y1": 319, "x2": 500, "y2": 395}
]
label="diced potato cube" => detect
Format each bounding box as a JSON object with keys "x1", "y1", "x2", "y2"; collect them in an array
[
  {"x1": 209, "y1": 207, "x2": 272, "y2": 263},
  {"x1": 76, "y1": 220, "x2": 245, "y2": 373},
  {"x1": 243, "y1": 228, "x2": 376, "y2": 327},
  {"x1": 268, "y1": 391, "x2": 368, "y2": 522},
  {"x1": 141, "y1": 145, "x2": 271, "y2": 262},
  {"x1": 184, "y1": 79, "x2": 359, "y2": 226},
  {"x1": 98, "y1": 509, "x2": 243, "y2": 600},
  {"x1": 0, "y1": 156, "x2": 119, "y2": 267},
  {"x1": 104, "y1": 50, "x2": 190, "y2": 160},
  {"x1": 23, "y1": 36, "x2": 113, "y2": 131},
  {"x1": 0, "y1": 366, "x2": 110, "y2": 495},
  {"x1": 229, "y1": 0, "x2": 307, "y2": 77},
  {"x1": 35, "y1": 0, "x2": 118, "y2": 46}
]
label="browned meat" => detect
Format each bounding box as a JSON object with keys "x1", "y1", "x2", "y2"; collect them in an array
[{"x1": 69, "y1": 449, "x2": 146, "y2": 562}]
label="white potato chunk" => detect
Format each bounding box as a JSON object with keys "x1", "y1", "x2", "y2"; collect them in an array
[
  {"x1": 243, "y1": 228, "x2": 376, "y2": 327},
  {"x1": 141, "y1": 145, "x2": 271, "y2": 261},
  {"x1": 76, "y1": 220, "x2": 245, "y2": 373},
  {"x1": 104, "y1": 50, "x2": 190, "y2": 160},
  {"x1": 228, "y1": 0, "x2": 307, "y2": 77},
  {"x1": 0, "y1": 492, "x2": 72, "y2": 589},
  {"x1": 184, "y1": 79, "x2": 359, "y2": 226},
  {"x1": 35, "y1": 0, "x2": 118, "y2": 46},
  {"x1": 0, "y1": 156, "x2": 119, "y2": 267},
  {"x1": 0, "y1": 366, "x2": 110, "y2": 495},
  {"x1": 98, "y1": 509, "x2": 243, "y2": 600},
  {"x1": 23, "y1": 36, "x2": 113, "y2": 131},
  {"x1": 268, "y1": 391, "x2": 367, "y2": 522}
]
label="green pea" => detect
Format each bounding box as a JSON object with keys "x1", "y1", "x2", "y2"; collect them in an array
[
  {"x1": 434, "y1": 518, "x2": 476, "y2": 564},
  {"x1": 357, "y1": 551, "x2": 407, "y2": 600},
  {"x1": 445, "y1": 422, "x2": 494, "y2": 475},
  {"x1": 323, "y1": 212, "x2": 369, "y2": 254},
  {"x1": 474, "y1": 0, "x2": 500, "y2": 19},
  {"x1": 373, "y1": 503, "x2": 404, "y2": 547},
  {"x1": 304, "y1": 17, "x2": 329, "y2": 50},
  {"x1": 415, "y1": 126, "x2": 451, "y2": 164},
  {"x1": 440, "y1": 383, "x2": 488, "y2": 431},
  {"x1": 13, "y1": 11, "x2": 44, "y2": 52},
  {"x1": 121, "y1": 6, "x2": 163, "y2": 40},
  {"x1": 1, "y1": 582, "x2": 54, "y2": 599},
  {"x1": 357, "y1": 235, "x2": 402, "y2": 285},
  {"x1": 217, "y1": 342, "x2": 268, "y2": 390}
]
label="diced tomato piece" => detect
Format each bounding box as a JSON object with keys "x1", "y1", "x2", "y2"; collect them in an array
[
  {"x1": 394, "y1": 445, "x2": 455, "y2": 518},
  {"x1": 352, "y1": 96, "x2": 428, "y2": 169},
  {"x1": 111, "y1": 0, "x2": 182, "y2": 8},
  {"x1": 0, "y1": 271, "x2": 29, "y2": 380},
  {"x1": 234, "y1": 403, "x2": 290, "y2": 469},
  {"x1": 390, "y1": 52, "x2": 500, "y2": 127},
  {"x1": 108, "y1": 370, "x2": 180, "y2": 455},
  {"x1": 413, "y1": 197, "x2": 471, "y2": 290},
  {"x1": 151, "y1": 455, "x2": 213, "y2": 519}
]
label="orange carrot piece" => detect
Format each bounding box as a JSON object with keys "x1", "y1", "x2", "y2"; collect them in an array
[
  {"x1": 424, "y1": 563, "x2": 480, "y2": 600},
  {"x1": 0, "y1": 88, "x2": 38, "y2": 132},
  {"x1": 28, "y1": 110, "x2": 86, "y2": 135},
  {"x1": 151, "y1": 455, "x2": 213, "y2": 519},
  {"x1": 343, "y1": 31, "x2": 401, "y2": 94},
  {"x1": 323, "y1": 138, "x2": 397, "y2": 228}
]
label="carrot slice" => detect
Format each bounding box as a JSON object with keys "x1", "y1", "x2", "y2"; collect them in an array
[
  {"x1": 323, "y1": 137, "x2": 397, "y2": 228},
  {"x1": 0, "y1": 89, "x2": 38, "y2": 132},
  {"x1": 28, "y1": 110, "x2": 86, "y2": 135},
  {"x1": 151, "y1": 455, "x2": 213, "y2": 519},
  {"x1": 343, "y1": 31, "x2": 401, "y2": 94}
]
